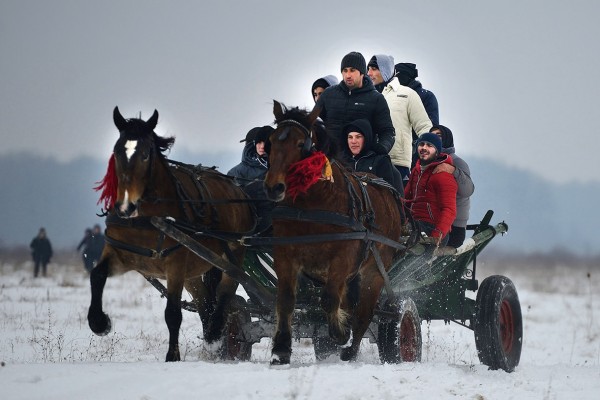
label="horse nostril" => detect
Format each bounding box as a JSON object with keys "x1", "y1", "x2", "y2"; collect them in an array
[{"x1": 273, "y1": 183, "x2": 286, "y2": 195}]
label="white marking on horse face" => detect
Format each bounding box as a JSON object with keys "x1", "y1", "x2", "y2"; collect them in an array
[
  {"x1": 124, "y1": 140, "x2": 137, "y2": 160},
  {"x1": 120, "y1": 190, "x2": 130, "y2": 213}
]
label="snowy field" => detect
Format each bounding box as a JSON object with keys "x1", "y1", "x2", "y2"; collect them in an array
[{"x1": 1, "y1": 255, "x2": 599, "y2": 399}]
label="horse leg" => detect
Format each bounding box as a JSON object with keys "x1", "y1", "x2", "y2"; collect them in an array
[
  {"x1": 271, "y1": 267, "x2": 299, "y2": 365},
  {"x1": 184, "y1": 277, "x2": 211, "y2": 334},
  {"x1": 164, "y1": 275, "x2": 184, "y2": 362},
  {"x1": 340, "y1": 272, "x2": 383, "y2": 361},
  {"x1": 203, "y1": 273, "x2": 237, "y2": 344},
  {"x1": 320, "y1": 273, "x2": 352, "y2": 346},
  {"x1": 88, "y1": 257, "x2": 112, "y2": 336}
]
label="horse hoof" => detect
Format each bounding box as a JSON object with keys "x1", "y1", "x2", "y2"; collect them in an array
[
  {"x1": 88, "y1": 311, "x2": 112, "y2": 336},
  {"x1": 340, "y1": 346, "x2": 358, "y2": 362},
  {"x1": 166, "y1": 349, "x2": 181, "y2": 362},
  {"x1": 270, "y1": 353, "x2": 291, "y2": 365}
]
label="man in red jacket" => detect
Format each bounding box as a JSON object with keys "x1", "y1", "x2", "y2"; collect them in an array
[{"x1": 404, "y1": 132, "x2": 457, "y2": 246}]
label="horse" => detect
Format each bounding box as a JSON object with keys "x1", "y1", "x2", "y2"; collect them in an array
[
  {"x1": 88, "y1": 107, "x2": 255, "y2": 361},
  {"x1": 263, "y1": 100, "x2": 404, "y2": 364}
]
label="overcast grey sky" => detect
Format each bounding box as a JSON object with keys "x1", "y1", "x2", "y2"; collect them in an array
[{"x1": 2, "y1": 0, "x2": 599, "y2": 184}]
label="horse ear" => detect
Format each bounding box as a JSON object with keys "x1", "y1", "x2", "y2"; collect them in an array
[
  {"x1": 113, "y1": 106, "x2": 127, "y2": 132},
  {"x1": 273, "y1": 100, "x2": 285, "y2": 120},
  {"x1": 308, "y1": 105, "x2": 321, "y2": 126},
  {"x1": 147, "y1": 109, "x2": 159, "y2": 130}
]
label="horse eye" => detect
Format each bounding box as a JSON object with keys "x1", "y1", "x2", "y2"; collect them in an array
[
  {"x1": 298, "y1": 142, "x2": 305, "y2": 150},
  {"x1": 142, "y1": 152, "x2": 150, "y2": 161}
]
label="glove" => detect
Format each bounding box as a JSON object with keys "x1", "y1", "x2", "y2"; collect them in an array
[{"x1": 433, "y1": 246, "x2": 457, "y2": 256}]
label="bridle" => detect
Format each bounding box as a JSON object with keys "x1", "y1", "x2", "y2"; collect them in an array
[{"x1": 276, "y1": 119, "x2": 314, "y2": 158}]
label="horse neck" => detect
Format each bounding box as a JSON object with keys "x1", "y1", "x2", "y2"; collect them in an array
[
  {"x1": 140, "y1": 156, "x2": 180, "y2": 213},
  {"x1": 286, "y1": 161, "x2": 349, "y2": 210}
]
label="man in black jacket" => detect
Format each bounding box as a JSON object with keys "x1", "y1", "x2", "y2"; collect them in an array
[
  {"x1": 314, "y1": 51, "x2": 395, "y2": 157},
  {"x1": 342, "y1": 119, "x2": 403, "y2": 195}
]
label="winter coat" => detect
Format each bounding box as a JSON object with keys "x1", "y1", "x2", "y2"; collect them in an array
[
  {"x1": 443, "y1": 146, "x2": 474, "y2": 228},
  {"x1": 227, "y1": 142, "x2": 269, "y2": 185},
  {"x1": 30, "y1": 236, "x2": 53, "y2": 263},
  {"x1": 315, "y1": 76, "x2": 395, "y2": 155},
  {"x1": 341, "y1": 119, "x2": 403, "y2": 193},
  {"x1": 408, "y1": 80, "x2": 439, "y2": 125},
  {"x1": 405, "y1": 154, "x2": 457, "y2": 238},
  {"x1": 383, "y1": 78, "x2": 432, "y2": 168}
]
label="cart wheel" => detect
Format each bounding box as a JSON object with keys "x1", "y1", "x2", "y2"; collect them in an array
[
  {"x1": 313, "y1": 335, "x2": 339, "y2": 361},
  {"x1": 377, "y1": 298, "x2": 422, "y2": 363},
  {"x1": 474, "y1": 275, "x2": 522, "y2": 372},
  {"x1": 219, "y1": 295, "x2": 252, "y2": 361}
]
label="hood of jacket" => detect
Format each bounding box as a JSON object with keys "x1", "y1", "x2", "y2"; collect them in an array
[{"x1": 342, "y1": 118, "x2": 374, "y2": 159}]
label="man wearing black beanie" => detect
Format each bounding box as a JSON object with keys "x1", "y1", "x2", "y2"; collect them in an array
[{"x1": 313, "y1": 51, "x2": 395, "y2": 156}]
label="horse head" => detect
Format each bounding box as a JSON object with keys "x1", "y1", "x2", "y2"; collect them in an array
[
  {"x1": 263, "y1": 100, "x2": 322, "y2": 202},
  {"x1": 111, "y1": 106, "x2": 173, "y2": 218}
]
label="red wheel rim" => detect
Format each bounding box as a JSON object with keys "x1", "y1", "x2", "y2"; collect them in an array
[
  {"x1": 499, "y1": 299, "x2": 514, "y2": 353},
  {"x1": 399, "y1": 314, "x2": 417, "y2": 361}
]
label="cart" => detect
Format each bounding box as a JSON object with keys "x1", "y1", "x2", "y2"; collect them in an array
[{"x1": 148, "y1": 209, "x2": 521, "y2": 372}]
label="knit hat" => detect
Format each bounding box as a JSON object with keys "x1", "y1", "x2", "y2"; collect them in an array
[
  {"x1": 416, "y1": 132, "x2": 442, "y2": 155},
  {"x1": 394, "y1": 62, "x2": 418, "y2": 85},
  {"x1": 369, "y1": 54, "x2": 395, "y2": 82},
  {"x1": 341, "y1": 51, "x2": 366, "y2": 75},
  {"x1": 240, "y1": 125, "x2": 273, "y2": 143},
  {"x1": 430, "y1": 125, "x2": 454, "y2": 149}
]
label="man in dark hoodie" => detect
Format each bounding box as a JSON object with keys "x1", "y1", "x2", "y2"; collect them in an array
[
  {"x1": 342, "y1": 119, "x2": 403, "y2": 194},
  {"x1": 430, "y1": 125, "x2": 474, "y2": 248},
  {"x1": 228, "y1": 125, "x2": 275, "y2": 233},
  {"x1": 311, "y1": 75, "x2": 339, "y2": 103},
  {"x1": 228, "y1": 125, "x2": 274, "y2": 185},
  {"x1": 314, "y1": 51, "x2": 395, "y2": 157},
  {"x1": 405, "y1": 133, "x2": 457, "y2": 246},
  {"x1": 394, "y1": 63, "x2": 439, "y2": 125}
]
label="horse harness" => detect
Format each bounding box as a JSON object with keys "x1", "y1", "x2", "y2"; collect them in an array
[{"x1": 104, "y1": 159, "x2": 255, "y2": 261}]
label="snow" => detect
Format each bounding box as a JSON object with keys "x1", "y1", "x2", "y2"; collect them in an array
[{"x1": 1, "y1": 260, "x2": 599, "y2": 399}]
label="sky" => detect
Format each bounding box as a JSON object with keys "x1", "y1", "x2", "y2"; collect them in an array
[
  {"x1": 1, "y1": 261, "x2": 599, "y2": 399},
  {"x1": 1, "y1": 1, "x2": 599, "y2": 184}
]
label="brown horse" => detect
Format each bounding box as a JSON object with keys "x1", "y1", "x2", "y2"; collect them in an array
[
  {"x1": 88, "y1": 107, "x2": 254, "y2": 361},
  {"x1": 264, "y1": 101, "x2": 404, "y2": 364}
]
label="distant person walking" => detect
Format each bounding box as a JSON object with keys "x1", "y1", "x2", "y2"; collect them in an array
[
  {"x1": 30, "y1": 227, "x2": 53, "y2": 277},
  {"x1": 87, "y1": 224, "x2": 105, "y2": 270},
  {"x1": 77, "y1": 227, "x2": 94, "y2": 273}
]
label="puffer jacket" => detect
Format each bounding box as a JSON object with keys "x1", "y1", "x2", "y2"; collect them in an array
[
  {"x1": 227, "y1": 143, "x2": 269, "y2": 185},
  {"x1": 315, "y1": 76, "x2": 395, "y2": 155},
  {"x1": 383, "y1": 78, "x2": 432, "y2": 168},
  {"x1": 405, "y1": 154, "x2": 457, "y2": 238}
]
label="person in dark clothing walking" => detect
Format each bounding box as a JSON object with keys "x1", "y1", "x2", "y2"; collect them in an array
[
  {"x1": 77, "y1": 227, "x2": 94, "y2": 272},
  {"x1": 30, "y1": 227, "x2": 53, "y2": 277},
  {"x1": 341, "y1": 119, "x2": 403, "y2": 194},
  {"x1": 314, "y1": 51, "x2": 395, "y2": 157},
  {"x1": 86, "y1": 224, "x2": 105, "y2": 271}
]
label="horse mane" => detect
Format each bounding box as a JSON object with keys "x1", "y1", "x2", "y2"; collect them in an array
[{"x1": 273, "y1": 105, "x2": 339, "y2": 159}]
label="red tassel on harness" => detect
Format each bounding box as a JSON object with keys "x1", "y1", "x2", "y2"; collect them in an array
[
  {"x1": 286, "y1": 151, "x2": 327, "y2": 201},
  {"x1": 94, "y1": 154, "x2": 117, "y2": 211}
]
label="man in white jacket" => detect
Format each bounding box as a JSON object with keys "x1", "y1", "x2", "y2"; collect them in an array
[{"x1": 367, "y1": 54, "x2": 432, "y2": 184}]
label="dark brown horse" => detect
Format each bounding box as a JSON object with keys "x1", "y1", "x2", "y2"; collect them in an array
[
  {"x1": 88, "y1": 107, "x2": 254, "y2": 361},
  {"x1": 264, "y1": 101, "x2": 404, "y2": 364}
]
